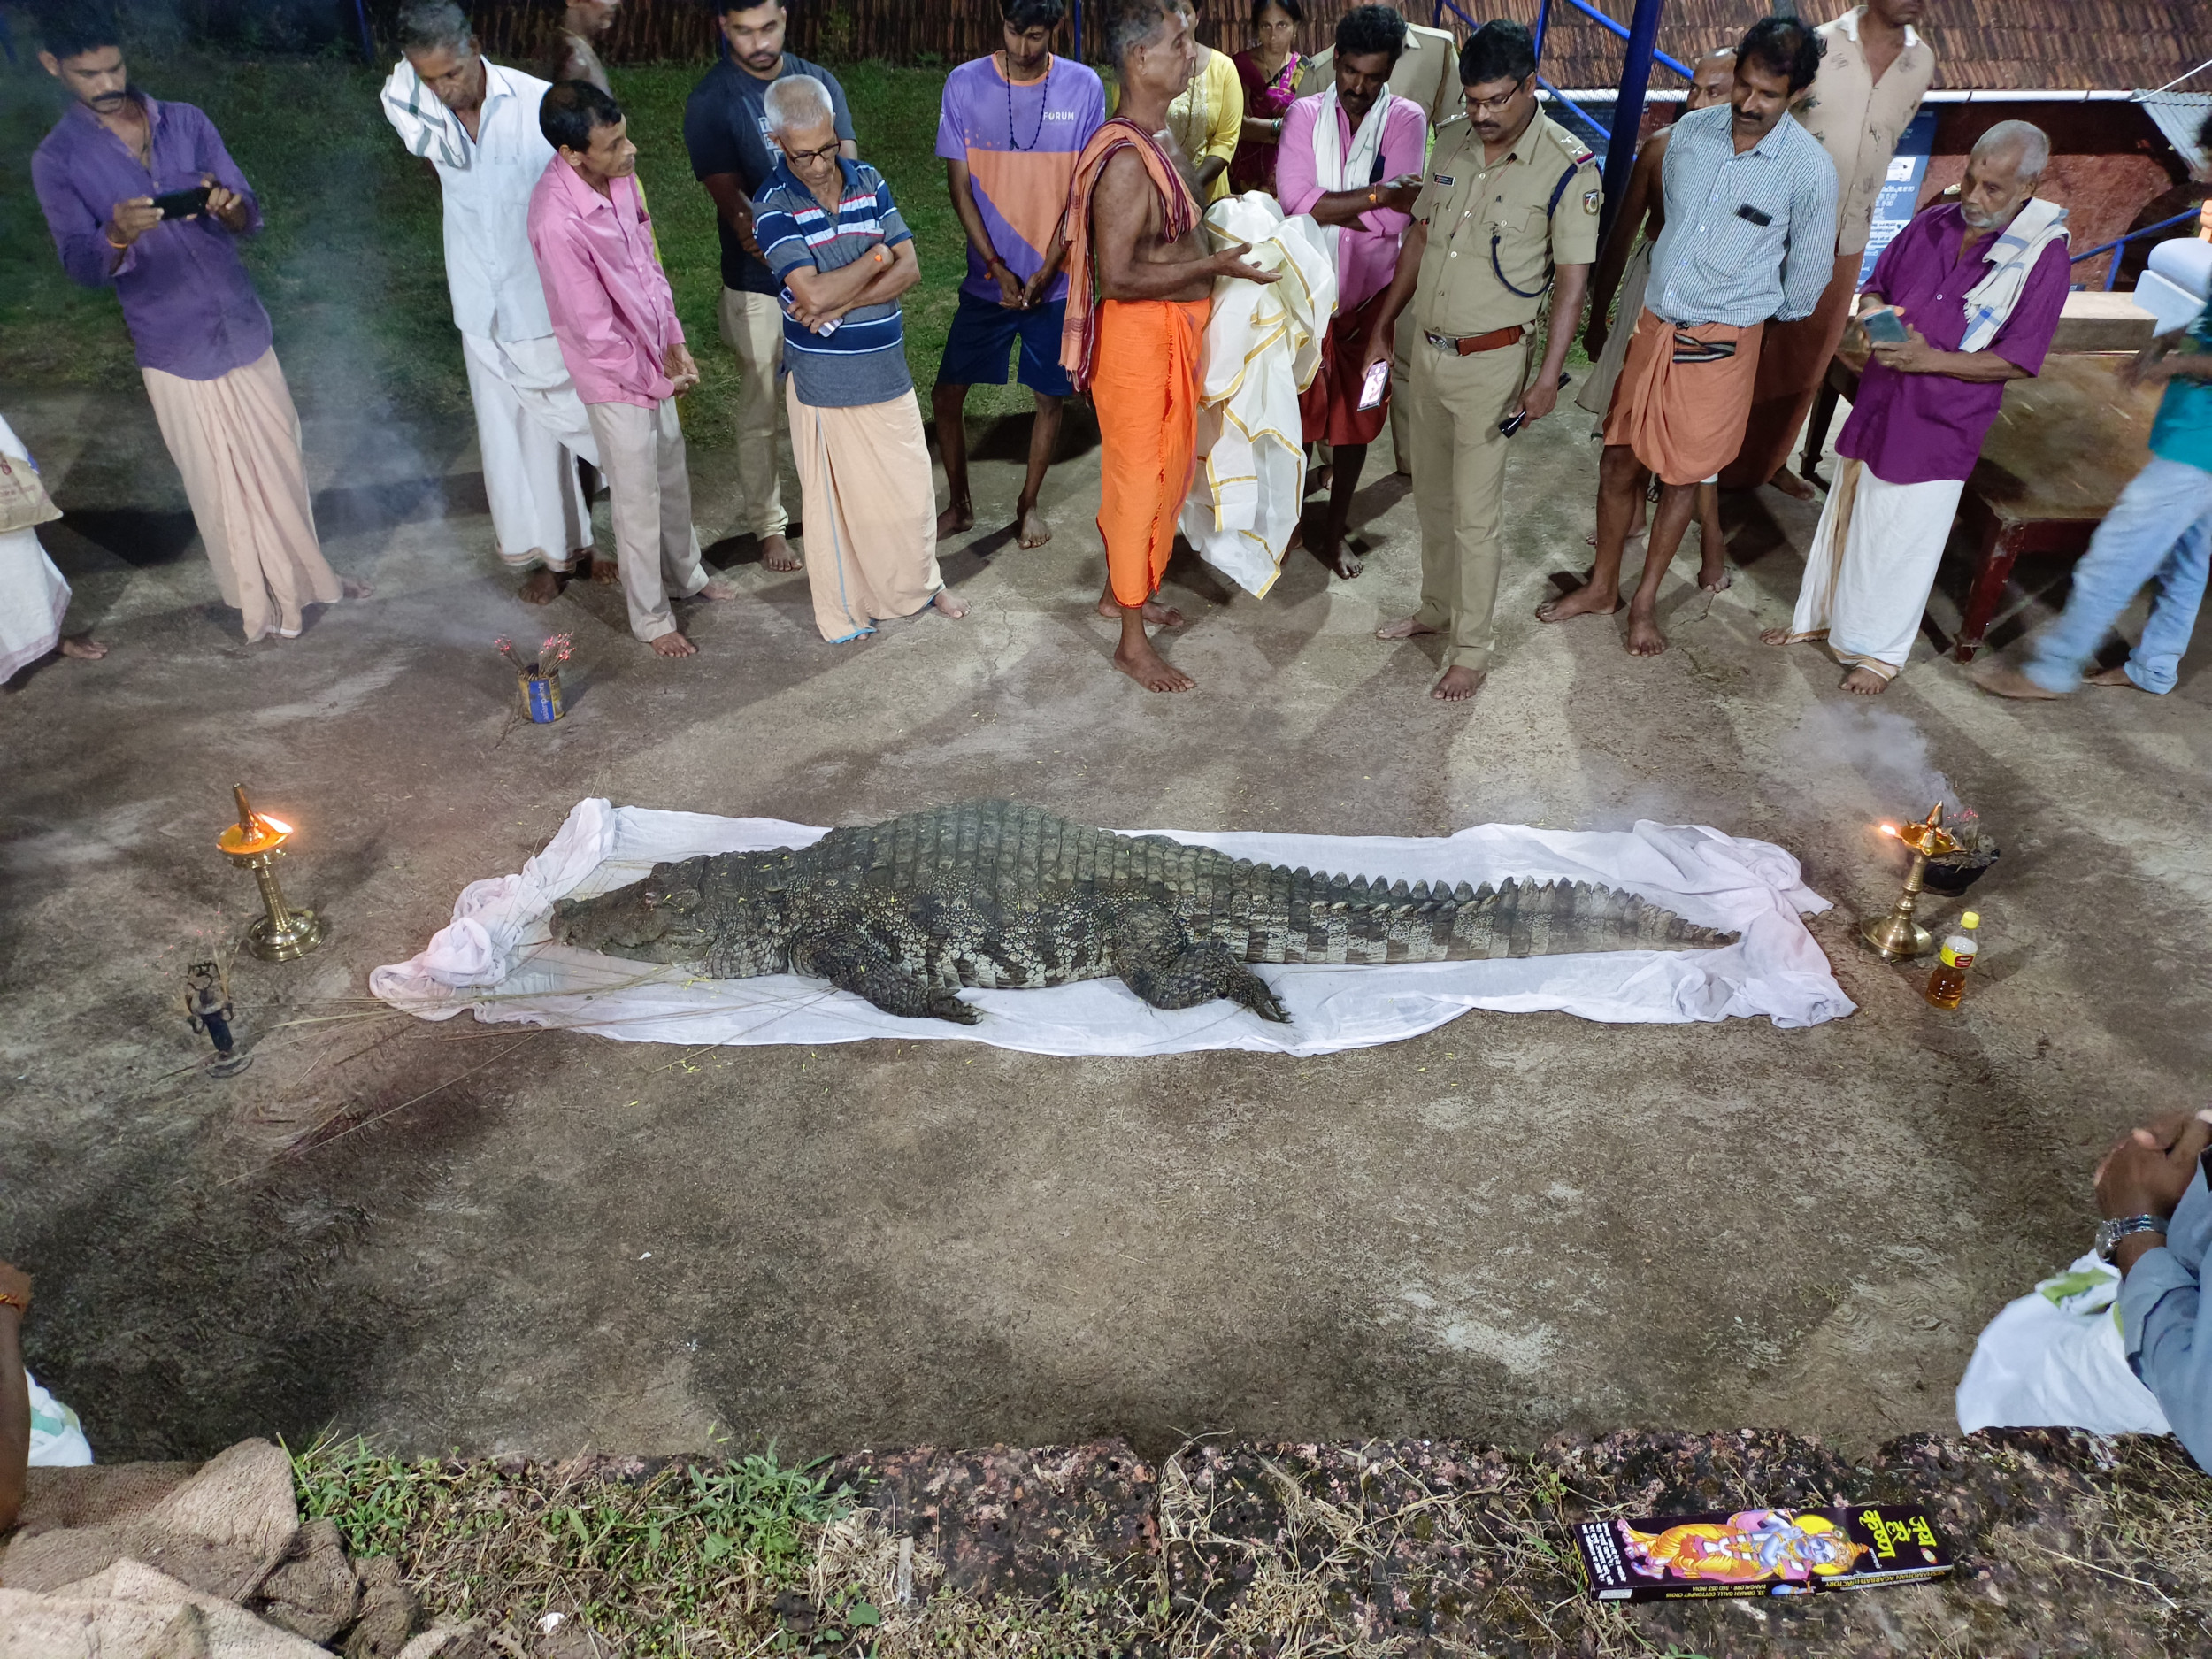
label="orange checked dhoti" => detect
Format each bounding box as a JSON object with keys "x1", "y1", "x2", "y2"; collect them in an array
[{"x1": 1091, "y1": 296, "x2": 1210, "y2": 609}]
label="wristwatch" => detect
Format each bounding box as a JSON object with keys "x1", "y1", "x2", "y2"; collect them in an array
[{"x1": 2095, "y1": 1213, "x2": 2169, "y2": 1263}]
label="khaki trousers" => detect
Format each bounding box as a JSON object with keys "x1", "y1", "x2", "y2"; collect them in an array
[
  {"x1": 716, "y1": 288, "x2": 789, "y2": 539},
  {"x1": 583, "y1": 398, "x2": 709, "y2": 642},
  {"x1": 1407, "y1": 334, "x2": 1527, "y2": 671}
]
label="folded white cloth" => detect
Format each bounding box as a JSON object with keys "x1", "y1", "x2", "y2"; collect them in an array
[
  {"x1": 379, "y1": 58, "x2": 471, "y2": 170},
  {"x1": 1179, "y1": 193, "x2": 1336, "y2": 598},
  {"x1": 368, "y1": 802, "x2": 1853, "y2": 1057},
  {"x1": 1960, "y1": 196, "x2": 2069, "y2": 353}
]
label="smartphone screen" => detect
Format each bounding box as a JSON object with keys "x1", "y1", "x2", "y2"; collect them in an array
[
  {"x1": 151, "y1": 186, "x2": 211, "y2": 220},
  {"x1": 1356, "y1": 359, "x2": 1390, "y2": 411},
  {"x1": 1862, "y1": 308, "x2": 1907, "y2": 345}
]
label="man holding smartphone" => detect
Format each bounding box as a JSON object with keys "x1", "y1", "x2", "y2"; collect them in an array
[
  {"x1": 1763, "y1": 123, "x2": 2068, "y2": 695},
  {"x1": 1361, "y1": 20, "x2": 1598, "y2": 701},
  {"x1": 31, "y1": 9, "x2": 365, "y2": 644}
]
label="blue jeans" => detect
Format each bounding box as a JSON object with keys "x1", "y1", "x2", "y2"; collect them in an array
[{"x1": 2025, "y1": 455, "x2": 2212, "y2": 694}]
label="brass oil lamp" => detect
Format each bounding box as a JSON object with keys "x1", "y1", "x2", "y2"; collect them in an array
[
  {"x1": 1860, "y1": 803, "x2": 1960, "y2": 961},
  {"x1": 219, "y1": 785, "x2": 325, "y2": 961}
]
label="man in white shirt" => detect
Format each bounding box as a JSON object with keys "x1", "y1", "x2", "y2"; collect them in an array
[{"x1": 383, "y1": 1, "x2": 603, "y2": 603}]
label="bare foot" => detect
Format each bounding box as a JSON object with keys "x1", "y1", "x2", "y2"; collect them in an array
[
  {"x1": 1016, "y1": 505, "x2": 1052, "y2": 549},
  {"x1": 1770, "y1": 465, "x2": 1816, "y2": 502},
  {"x1": 1375, "y1": 614, "x2": 1442, "y2": 641},
  {"x1": 1841, "y1": 664, "x2": 1889, "y2": 695},
  {"x1": 1536, "y1": 583, "x2": 1623, "y2": 624},
  {"x1": 2089, "y1": 664, "x2": 2143, "y2": 689},
  {"x1": 589, "y1": 553, "x2": 620, "y2": 585},
  {"x1": 931, "y1": 588, "x2": 969, "y2": 618},
  {"x1": 341, "y1": 577, "x2": 374, "y2": 600},
  {"x1": 518, "y1": 568, "x2": 562, "y2": 605},
  {"x1": 1113, "y1": 631, "x2": 1194, "y2": 692},
  {"x1": 649, "y1": 630, "x2": 698, "y2": 657},
  {"x1": 1624, "y1": 603, "x2": 1668, "y2": 656},
  {"x1": 936, "y1": 502, "x2": 975, "y2": 539},
  {"x1": 1699, "y1": 564, "x2": 1733, "y2": 595},
  {"x1": 693, "y1": 579, "x2": 738, "y2": 602},
  {"x1": 1307, "y1": 463, "x2": 1333, "y2": 496},
  {"x1": 1432, "y1": 664, "x2": 1486, "y2": 701},
  {"x1": 760, "y1": 533, "x2": 802, "y2": 573},
  {"x1": 1970, "y1": 660, "x2": 2064, "y2": 700},
  {"x1": 58, "y1": 634, "x2": 107, "y2": 659},
  {"x1": 1314, "y1": 537, "x2": 1363, "y2": 579},
  {"x1": 1096, "y1": 592, "x2": 1185, "y2": 627}
]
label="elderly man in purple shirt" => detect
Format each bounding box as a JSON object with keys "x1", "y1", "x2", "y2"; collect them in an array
[
  {"x1": 32, "y1": 14, "x2": 365, "y2": 644},
  {"x1": 1763, "y1": 121, "x2": 2069, "y2": 695}
]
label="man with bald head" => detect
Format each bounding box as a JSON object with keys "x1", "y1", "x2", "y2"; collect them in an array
[{"x1": 1763, "y1": 121, "x2": 2069, "y2": 695}]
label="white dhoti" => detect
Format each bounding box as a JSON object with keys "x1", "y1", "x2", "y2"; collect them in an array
[
  {"x1": 141, "y1": 348, "x2": 341, "y2": 642},
  {"x1": 461, "y1": 332, "x2": 598, "y2": 572},
  {"x1": 1783, "y1": 458, "x2": 1966, "y2": 680},
  {"x1": 0, "y1": 415, "x2": 70, "y2": 681},
  {"x1": 1956, "y1": 1254, "x2": 2172, "y2": 1440}
]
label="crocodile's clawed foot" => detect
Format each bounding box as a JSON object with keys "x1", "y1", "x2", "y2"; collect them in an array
[
  {"x1": 930, "y1": 992, "x2": 984, "y2": 1025},
  {"x1": 1236, "y1": 975, "x2": 1291, "y2": 1023}
]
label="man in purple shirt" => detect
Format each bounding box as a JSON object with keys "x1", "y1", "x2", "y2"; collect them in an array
[
  {"x1": 1763, "y1": 121, "x2": 2069, "y2": 695},
  {"x1": 31, "y1": 12, "x2": 365, "y2": 644}
]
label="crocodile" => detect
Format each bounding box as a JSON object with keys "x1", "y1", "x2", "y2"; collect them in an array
[{"x1": 549, "y1": 800, "x2": 1734, "y2": 1025}]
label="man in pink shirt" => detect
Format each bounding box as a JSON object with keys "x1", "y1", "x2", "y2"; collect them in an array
[
  {"x1": 1278, "y1": 5, "x2": 1425, "y2": 579},
  {"x1": 528, "y1": 81, "x2": 734, "y2": 657}
]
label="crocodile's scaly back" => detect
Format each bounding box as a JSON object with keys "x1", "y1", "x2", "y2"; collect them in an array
[{"x1": 785, "y1": 801, "x2": 1730, "y2": 964}]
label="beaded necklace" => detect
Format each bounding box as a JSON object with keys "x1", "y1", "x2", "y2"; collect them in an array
[{"x1": 1002, "y1": 50, "x2": 1052, "y2": 151}]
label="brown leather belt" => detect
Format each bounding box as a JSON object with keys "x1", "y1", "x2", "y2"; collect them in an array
[{"x1": 1425, "y1": 324, "x2": 1525, "y2": 356}]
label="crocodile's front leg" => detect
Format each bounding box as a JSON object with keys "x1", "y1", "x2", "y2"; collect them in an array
[
  {"x1": 789, "y1": 927, "x2": 981, "y2": 1025},
  {"x1": 1110, "y1": 904, "x2": 1290, "y2": 1024}
]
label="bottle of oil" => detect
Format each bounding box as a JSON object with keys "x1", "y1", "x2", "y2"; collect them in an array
[{"x1": 1925, "y1": 912, "x2": 1980, "y2": 1009}]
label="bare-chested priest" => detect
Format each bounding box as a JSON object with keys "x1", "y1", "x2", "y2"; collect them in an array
[{"x1": 1060, "y1": 0, "x2": 1278, "y2": 692}]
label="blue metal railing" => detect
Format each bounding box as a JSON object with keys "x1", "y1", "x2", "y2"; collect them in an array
[
  {"x1": 2070, "y1": 208, "x2": 2201, "y2": 290},
  {"x1": 1555, "y1": 0, "x2": 1694, "y2": 81},
  {"x1": 1538, "y1": 73, "x2": 1612, "y2": 143}
]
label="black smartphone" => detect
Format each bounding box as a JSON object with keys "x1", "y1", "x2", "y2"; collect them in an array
[
  {"x1": 151, "y1": 185, "x2": 211, "y2": 220},
  {"x1": 1499, "y1": 371, "x2": 1573, "y2": 437}
]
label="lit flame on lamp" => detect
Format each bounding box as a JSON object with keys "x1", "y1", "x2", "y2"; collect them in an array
[{"x1": 219, "y1": 784, "x2": 326, "y2": 961}]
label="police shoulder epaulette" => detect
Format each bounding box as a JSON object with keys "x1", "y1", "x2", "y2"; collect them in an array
[{"x1": 1542, "y1": 120, "x2": 1596, "y2": 171}]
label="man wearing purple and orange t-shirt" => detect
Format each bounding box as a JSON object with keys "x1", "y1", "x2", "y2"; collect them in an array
[{"x1": 931, "y1": 0, "x2": 1102, "y2": 552}]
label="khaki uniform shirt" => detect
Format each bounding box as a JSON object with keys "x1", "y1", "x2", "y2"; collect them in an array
[
  {"x1": 1297, "y1": 24, "x2": 1460, "y2": 127},
  {"x1": 1409, "y1": 111, "x2": 1601, "y2": 338},
  {"x1": 1792, "y1": 7, "x2": 1936, "y2": 257}
]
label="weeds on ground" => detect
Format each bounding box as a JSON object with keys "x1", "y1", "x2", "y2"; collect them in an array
[
  {"x1": 289, "y1": 1434, "x2": 845, "y2": 1655},
  {"x1": 2067, "y1": 1432, "x2": 2212, "y2": 1646}
]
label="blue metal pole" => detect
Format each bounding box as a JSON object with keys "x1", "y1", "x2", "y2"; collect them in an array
[
  {"x1": 1598, "y1": 0, "x2": 1664, "y2": 247},
  {"x1": 1533, "y1": 0, "x2": 1552, "y2": 70},
  {"x1": 1072, "y1": 0, "x2": 1083, "y2": 61},
  {"x1": 350, "y1": 0, "x2": 375, "y2": 64}
]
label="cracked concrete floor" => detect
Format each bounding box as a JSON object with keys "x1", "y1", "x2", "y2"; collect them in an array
[{"x1": 3, "y1": 376, "x2": 2206, "y2": 1465}]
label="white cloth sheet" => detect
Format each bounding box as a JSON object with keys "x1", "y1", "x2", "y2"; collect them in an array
[
  {"x1": 1955, "y1": 1253, "x2": 2174, "y2": 1439},
  {"x1": 1309, "y1": 82, "x2": 1397, "y2": 270},
  {"x1": 462, "y1": 331, "x2": 598, "y2": 568},
  {"x1": 380, "y1": 58, "x2": 561, "y2": 342},
  {"x1": 1178, "y1": 193, "x2": 1335, "y2": 598},
  {"x1": 1786, "y1": 458, "x2": 1966, "y2": 677},
  {"x1": 370, "y1": 800, "x2": 1853, "y2": 1056},
  {"x1": 0, "y1": 414, "x2": 71, "y2": 682}
]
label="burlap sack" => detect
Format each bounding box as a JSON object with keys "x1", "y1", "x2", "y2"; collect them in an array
[{"x1": 0, "y1": 1586, "x2": 211, "y2": 1658}]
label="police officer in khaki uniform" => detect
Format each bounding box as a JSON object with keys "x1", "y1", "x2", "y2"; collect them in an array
[{"x1": 1364, "y1": 19, "x2": 1599, "y2": 700}]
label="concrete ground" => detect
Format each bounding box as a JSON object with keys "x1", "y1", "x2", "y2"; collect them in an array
[{"x1": 3, "y1": 376, "x2": 2206, "y2": 1469}]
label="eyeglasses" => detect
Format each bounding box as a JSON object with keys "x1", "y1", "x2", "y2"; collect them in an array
[
  {"x1": 780, "y1": 141, "x2": 841, "y2": 165},
  {"x1": 1463, "y1": 78, "x2": 1532, "y2": 118}
]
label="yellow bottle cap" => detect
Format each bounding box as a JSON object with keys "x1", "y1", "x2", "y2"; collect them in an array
[{"x1": 1962, "y1": 911, "x2": 1980, "y2": 928}]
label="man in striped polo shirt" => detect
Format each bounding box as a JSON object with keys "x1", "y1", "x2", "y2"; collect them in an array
[{"x1": 754, "y1": 76, "x2": 965, "y2": 641}]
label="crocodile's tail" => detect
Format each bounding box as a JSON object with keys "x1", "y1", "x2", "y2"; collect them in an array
[{"x1": 1212, "y1": 867, "x2": 1736, "y2": 965}]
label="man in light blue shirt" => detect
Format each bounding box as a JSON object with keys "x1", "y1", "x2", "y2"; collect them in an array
[{"x1": 1540, "y1": 15, "x2": 1836, "y2": 656}]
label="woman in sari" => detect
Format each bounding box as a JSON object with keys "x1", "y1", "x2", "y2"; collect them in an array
[{"x1": 1229, "y1": 0, "x2": 1303, "y2": 196}]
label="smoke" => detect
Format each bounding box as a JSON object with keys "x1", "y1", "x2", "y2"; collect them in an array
[{"x1": 1788, "y1": 703, "x2": 1961, "y2": 816}]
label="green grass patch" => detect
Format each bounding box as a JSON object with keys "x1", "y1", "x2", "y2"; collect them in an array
[
  {"x1": 0, "y1": 52, "x2": 1034, "y2": 447},
  {"x1": 289, "y1": 1434, "x2": 846, "y2": 1653}
]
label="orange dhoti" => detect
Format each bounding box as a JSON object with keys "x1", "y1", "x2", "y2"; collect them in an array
[
  {"x1": 1091, "y1": 296, "x2": 1210, "y2": 608},
  {"x1": 1602, "y1": 308, "x2": 1765, "y2": 488}
]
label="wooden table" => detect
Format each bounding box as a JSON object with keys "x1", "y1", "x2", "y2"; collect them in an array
[{"x1": 1798, "y1": 353, "x2": 2162, "y2": 661}]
